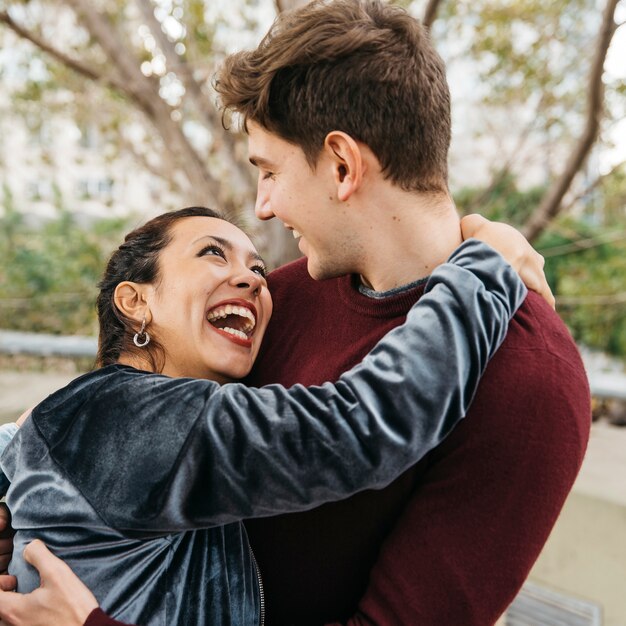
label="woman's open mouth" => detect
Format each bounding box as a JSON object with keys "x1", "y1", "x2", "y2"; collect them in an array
[{"x1": 206, "y1": 301, "x2": 257, "y2": 346}]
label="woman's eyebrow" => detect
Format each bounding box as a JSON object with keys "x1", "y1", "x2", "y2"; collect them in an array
[
  {"x1": 250, "y1": 251, "x2": 266, "y2": 265},
  {"x1": 194, "y1": 235, "x2": 266, "y2": 266},
  {"x1": 193, "y1": 235, "x2": 232, "y2": 249}
]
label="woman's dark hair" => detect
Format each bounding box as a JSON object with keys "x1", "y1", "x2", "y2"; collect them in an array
[{"x1": 96, "y1": 206, "x2": 236, "y2": 371}]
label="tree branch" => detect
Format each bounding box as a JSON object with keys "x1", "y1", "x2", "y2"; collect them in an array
[
  {"x1": 136, "y1": 1, "x2": 254, "y2": 196},
  {"x1": 274, "y1": 0, "x2": 307, "y2": 13},
  {"x1": 522, "y1": 0, "x2": 620, "y2": 241},
  {"x1": 119, "y1": 133, "x2": 184, "y2": 196},
  {"x1": 63, "y1": 0, "x2": 222, "y2": 204},
  {"x1": 557, "y1": 292, "x2": 626, "y2": 306},
  {"x1": 540, "y1": 229, "x2": 626, "y2": 257},
  {"x1": 558, "y1": 158, "x2": 626, "y2": 215},
  {"x1": 64, "y1": 0, "x2": 158, "y2": 116},
  {"x1": 423, "y1": 0, "x2": 444, "y2": 29},
  {"x1": 0, "y1": 9, "x2": 124, "y2": 91},
  {"x1": 136, "y1": 2, "x2": 202, "y2": 110}
]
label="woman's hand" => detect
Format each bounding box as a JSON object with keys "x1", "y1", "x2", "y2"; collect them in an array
[
  {"x1": 461, "y1": 214, "x2": 555, "y2": 309},
  {"x1": 16, "y1": 408, "x2": 33, "y2": 428},
  {"x1": 0, "y1": 540, "x2": 98, "y2": 626}
]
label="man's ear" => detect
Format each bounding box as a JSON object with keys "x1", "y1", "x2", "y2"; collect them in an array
[
  {"x1": 323, "y1": 131, "x2": 364, "y2": 202},
  {"x1": 113, "y1": 282, "x2": 152, "y2": 326}
]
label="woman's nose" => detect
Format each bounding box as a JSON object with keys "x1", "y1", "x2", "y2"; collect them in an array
[{"x1": 230, "y1": 268, "x2": 263, "y2": 295}]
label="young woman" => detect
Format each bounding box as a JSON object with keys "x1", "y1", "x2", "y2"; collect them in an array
[{"x1": 0, "y1": 206, "x2": 528, "y2": 625}]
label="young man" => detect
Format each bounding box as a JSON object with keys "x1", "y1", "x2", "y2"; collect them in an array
[
  {"x1": 219, "y1": 4, "x2": 588, "y2": 623},
  {"x1": 0, "y1": 1, "x2": 589, "y2": 625}
]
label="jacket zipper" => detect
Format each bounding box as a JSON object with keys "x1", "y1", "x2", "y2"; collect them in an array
[{"x1": 250, "y1": 545, "x2": 265, "y2": 626}]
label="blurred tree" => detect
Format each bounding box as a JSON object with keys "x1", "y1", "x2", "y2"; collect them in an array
[
  {"x1": 454, "y1": 170, "x2": 546, "y2": 225},
  {"x1": 0, "y1": 206, "x2": 130, "y2": 335},
  {"x1": 456, "y1": 165, "x2": 626, "y2": 357},
  {"x1": 0, "y1": 0, "x2": 624, "y2": 351},
  {"x1": 1, "y1": 1, "x2": 246, "y2": 206},
  {"x1": 540, "y1": 219, "x2": 626, "y2": 357},
  {"x1": 1, "y1": 0, "x2": 622, "y2": 255},
  {"x1": 0, "y1": 0, "x2": 300, "y2": 267},
  {"x1": 434, "y1": 0, "x2": 623, "y2": 241}
]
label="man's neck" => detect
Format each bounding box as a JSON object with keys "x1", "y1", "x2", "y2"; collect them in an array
[{"x1": 356, "y1": 190, "x2": 462, "y2": 292}]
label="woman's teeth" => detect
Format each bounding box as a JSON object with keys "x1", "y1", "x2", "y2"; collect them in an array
[
  {"x1": 206, "y1": 305, "x2": 256, "y2": 334},
  {"x1": 221, "y1": 327, "x2": 249, "y2": 340}
]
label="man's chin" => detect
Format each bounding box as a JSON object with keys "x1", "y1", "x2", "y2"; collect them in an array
[{"x1": 305, "y1": 256, "x2": 346, "y2": 282}]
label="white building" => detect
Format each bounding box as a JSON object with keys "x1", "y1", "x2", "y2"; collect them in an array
[{"x1": 0, "y1": 30, "x2": 180, "y2": 226}]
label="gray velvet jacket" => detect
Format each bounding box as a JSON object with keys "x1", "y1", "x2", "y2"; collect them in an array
[{"x1": 0, "y1": 241, "x2": 526, "y2": 626}]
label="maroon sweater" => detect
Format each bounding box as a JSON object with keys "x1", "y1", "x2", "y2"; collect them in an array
[{"x1": 87, "y1": 257, "x2": 590, "y2": 626}]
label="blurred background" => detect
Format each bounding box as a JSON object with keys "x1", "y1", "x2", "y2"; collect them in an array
[{"x1": 0, "y1": 0, "x2": 624, "y2": 624}]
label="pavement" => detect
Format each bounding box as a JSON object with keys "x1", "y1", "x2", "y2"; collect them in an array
[
  {"x1": 0, "y1": 369, "x2": 78, "y2": 423},
  {"x1": 574, "y1": 419, "x2": 626, "y2": 507}
]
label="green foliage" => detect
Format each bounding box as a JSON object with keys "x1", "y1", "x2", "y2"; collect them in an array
[
  {"x1": 0, "y1": 207, "x2": 130, "y2": 336},
  {"x1": 455, "y1": 175, "x2": 626, "y2": 357},
  {"x1": 439, "y1": 0, "x2": 595, "y2": 123},
  {"x1": 538, "y1": 220, "x2": 626, "y2": 356},
  {"x1": 598, "y1": 165, "x2": 626, "y2": 225},
  {"x1": 1, "y1": 0, "x2": 624, "y2": 357},
  {"x1": 454, "y1": 170, "x2": 546, "y2": 226}
]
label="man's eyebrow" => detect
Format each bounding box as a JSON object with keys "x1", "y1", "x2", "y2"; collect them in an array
[{"x1": 248, "y1": 155, "x2": 273, "y2": 168}]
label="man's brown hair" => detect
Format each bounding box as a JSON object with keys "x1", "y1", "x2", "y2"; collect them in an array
[{"x1": 216, "y1": 0, "x2": 451, "y2": 193}]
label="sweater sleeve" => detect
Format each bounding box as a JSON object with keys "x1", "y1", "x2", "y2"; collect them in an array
[
  {"x1": 0, "y1": 423, "x2": 19, "y2": 496},
  {"x1": 46, "y1": 240, "x2": 527, "y2": 533}
]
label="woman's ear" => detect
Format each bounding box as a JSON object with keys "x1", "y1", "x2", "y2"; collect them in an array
[
  {"x1": 113, "y1": 282, "x2": 152, "y2": 325},
  {"x1": 323, "y1": 131, "x2": 364, "y2": 202}
]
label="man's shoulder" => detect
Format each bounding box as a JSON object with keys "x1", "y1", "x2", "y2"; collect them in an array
[
  {"x1": 481, "y1": 291, "x2": 590, "y2": 412},
  {"x1": 432, "y1": 291, "x2": 591, "y2": 480},
  {"x1": 503, "y1": 291, "x2": 583, "y2": 367},
  {"x1": 472, "y1": 290, "x2": 590, "y2": 432}
]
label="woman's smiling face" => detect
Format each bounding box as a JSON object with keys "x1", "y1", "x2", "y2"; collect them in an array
[{"x1": 143, "y1": 216, "x2": 272, "y2": 383}]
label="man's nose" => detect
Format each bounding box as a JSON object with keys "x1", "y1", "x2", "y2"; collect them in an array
[
  {"x1": 255, "y1": 199, "x2": 275, "y2": 221},
  {"x1": 255, "y1": 186, "x2": 274, "y2": 221}
]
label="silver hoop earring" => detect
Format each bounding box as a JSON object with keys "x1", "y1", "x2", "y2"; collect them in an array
[{"x1": 133, "y1": 317, "x2": 150, "y2": 348}]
